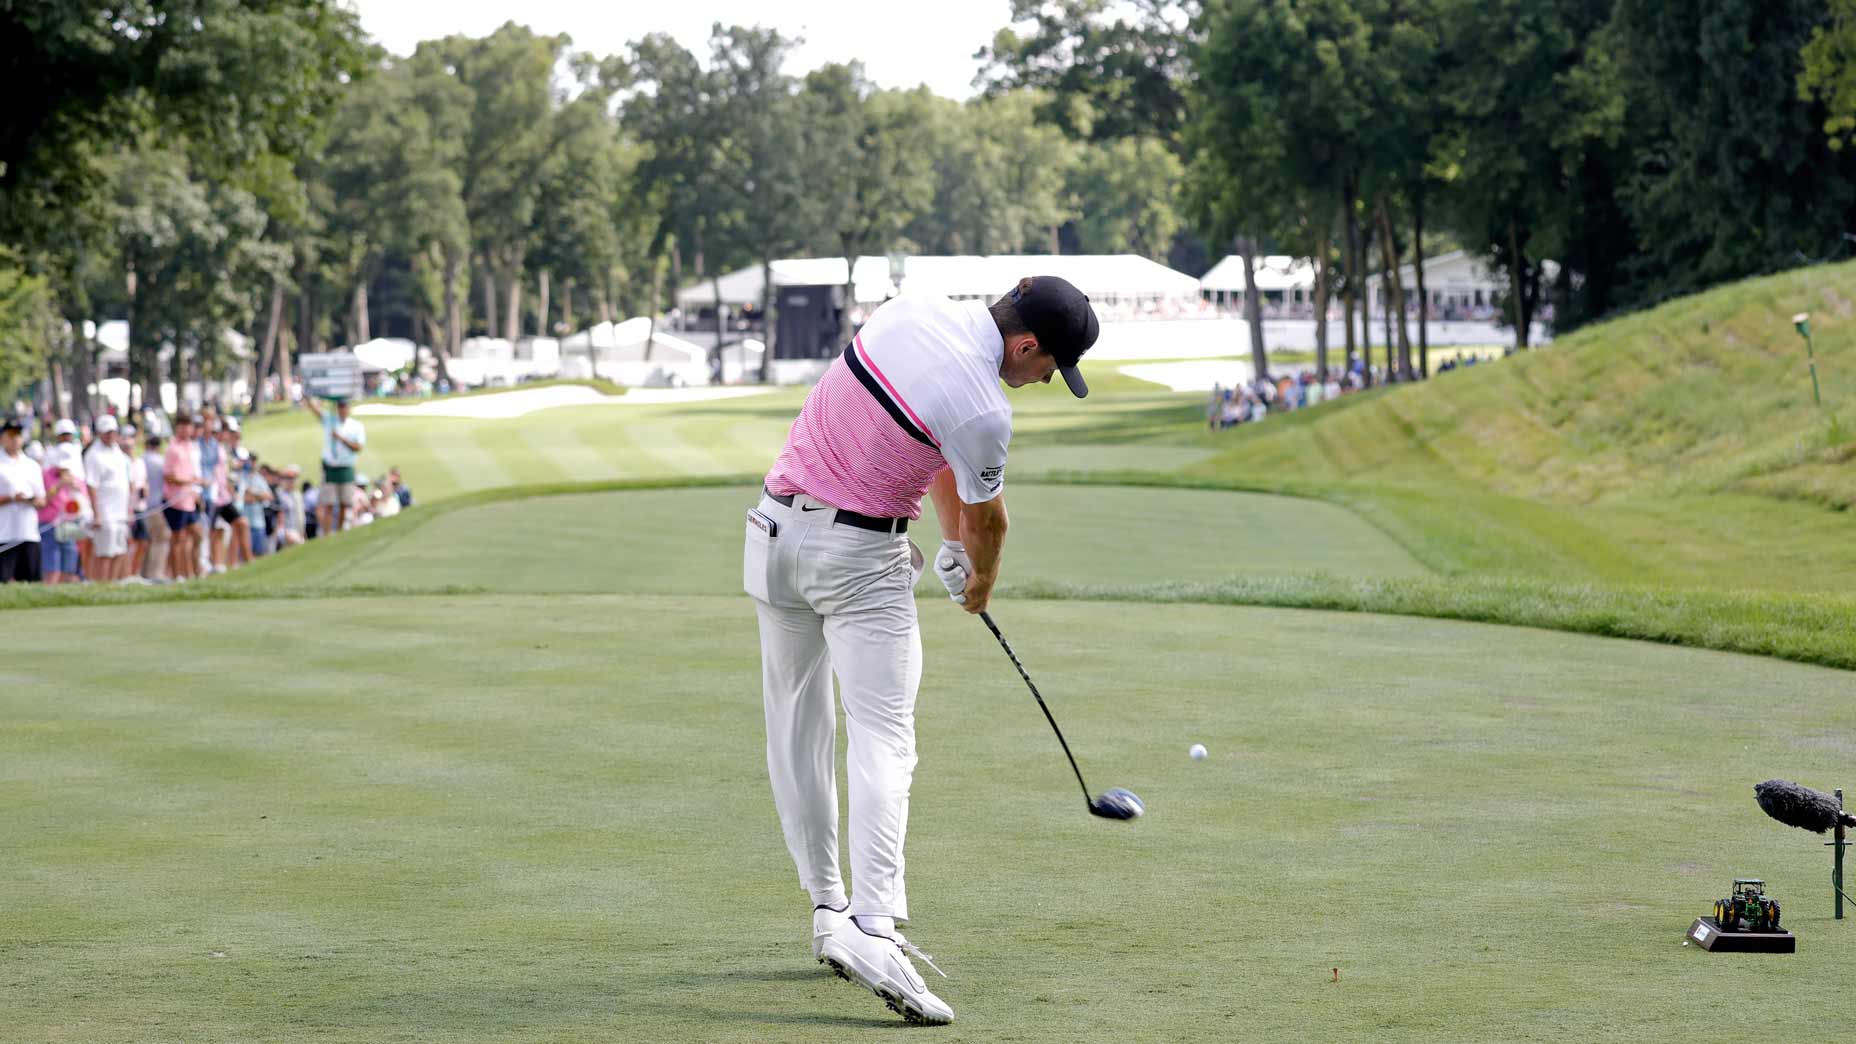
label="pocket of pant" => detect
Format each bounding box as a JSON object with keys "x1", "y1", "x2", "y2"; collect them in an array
[
  {"x1": 907, "y1": 538, "x2": 925, "y2": 587},
  {"x1": 743, "y1": 509, "x2": 777, "y2": 601}
]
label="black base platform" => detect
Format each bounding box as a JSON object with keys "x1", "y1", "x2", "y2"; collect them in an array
[{"x1": 1688, "y1": 917, "x2": 1796, "y2": 953}]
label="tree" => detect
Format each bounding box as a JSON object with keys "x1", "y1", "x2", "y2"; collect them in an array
[
  {"x1": 0, "y1": 258, "x2": 50, "y2": 401},
  {"x1": 1606, "y1": 0, "x2": 1856, "y2": 306},
  {"x1": 976, "y1": 0, "x2": 1197, "y2": 142},
  {"x1": 1800, "y1": 0, "x2": 1856, "y2": 150},
  {"x1": 803, "y1": 68, "x2": 939, "y2": 343},
  {"x1": 904, "y1": 91, "x2": 1076, "y2": 255},
  {"x1": 0, "y1": 1, "x2": 367, "y2": 257},
  {"x1": 1066, "y1": 137, "x2": 1183, "y2": 260},
  {"x1": 709, "y1": 26, "x2": 812, "y2": 380}
]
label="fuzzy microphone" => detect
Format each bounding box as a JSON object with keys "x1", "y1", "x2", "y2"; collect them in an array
[{"x1": 1755, "y1": 779, "x2": 1856, "y2": 834}]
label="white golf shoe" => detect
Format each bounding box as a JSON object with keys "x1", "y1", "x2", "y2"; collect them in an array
[
  {"x1": 811, "y1": 903, "x2": 849, "y2": 959},
  {"x1": 817, "y1": 918, "x2": 954, "y2": 1025}
]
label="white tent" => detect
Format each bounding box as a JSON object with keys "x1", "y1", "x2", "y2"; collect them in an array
[
  {"x1": 349, "y1": 337, "x2": 418, "y2": 374},
  {"x1": 897, "y1": 254, "x2": 1200, "y2": 303},
  {"x1": 675, "y1": 256, "x2": 896, "y2": 310}
]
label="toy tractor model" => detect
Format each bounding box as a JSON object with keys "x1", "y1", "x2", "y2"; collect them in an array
[{"x1": 1714, "y1": 879, "x2": 1782, "y2": 932}]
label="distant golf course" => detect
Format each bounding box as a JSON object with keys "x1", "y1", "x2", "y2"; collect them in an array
[{"x1": 7, "y1": 261, "x2": 1856, "y2": 1042}]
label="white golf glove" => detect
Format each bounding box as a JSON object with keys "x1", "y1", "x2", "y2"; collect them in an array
[{"x1": 934, "y1": 539, "x2": 971, "y2": 604}]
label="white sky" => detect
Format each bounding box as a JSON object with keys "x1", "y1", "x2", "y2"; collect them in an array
[{"x1": 345, "y1": 0, "x2": 1014, "y2": 100}]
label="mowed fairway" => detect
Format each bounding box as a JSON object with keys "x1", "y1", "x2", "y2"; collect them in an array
[
  {"x1": 6, "y1": 591, "x2": 1855, "y2": 1043},
  {"x1": 251, "y1": 484, "x2": 1428, "y2": 593}
]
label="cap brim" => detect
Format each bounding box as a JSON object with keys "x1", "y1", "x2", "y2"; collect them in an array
[{"x1": 1059, "y1": 365, "x2": 1089, "y2": 399}]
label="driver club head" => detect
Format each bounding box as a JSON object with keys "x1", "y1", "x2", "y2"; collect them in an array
[{"x1": 1089, "y1": 787, "x2": 1144, "y2": 821}]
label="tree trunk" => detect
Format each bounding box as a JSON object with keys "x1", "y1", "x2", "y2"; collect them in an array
[
  {"x1": 840, "y1": 246, "x2": 859, "y2": 347},
  {"x1": 1413, "y1": 190, "x2": 1429, "y2": 378},
  {"x1": 68, "y1": 315, "x2": 94, "y2": 424},
  {"x1": 48, "y1": 359, "x2": 66, "y2": 421},
  {"x1": 1507, "y1": 217, "x2": 1529, "y2": 349},
  {"x1": 502, "y1": 269, "x2": 521, "y2": 343},
  {"x1": 250, "y1": 277, "x2": 285, "y2": 415},
  {"x1": 560, "y1": 279, "x2": 573, "y2": 340},
  {"x1": 295, "y1": 253, "x2": 317, "y2": 356},
  {"x1": 478, "y1": 255, "x2": 498, "y2": 340},
  {"x1": 1358, "y1": 214, "x2": 1374, "y2": 388},
  {"x1": 760, "y1": 256, "x2": 776, "y2": 383},
  {"x1": 711, "y1": 273, "x2": 726, "y2": 385},
  {"x1": 1312, "y1": 213, "x2": 1332, "y2": 382},
  {"x1": 349, "y1": 279, "x2": 370, "y2": 348},
  {"x1": 277, "y1": 327, "x2": 294, "y2": 399},
  {"x1": 536, "y1": 268, "x2": 551, "y2": 339},
  {"x1": 1238, "y1": 241, "x2": 1268, "y2": 382},
  {"x1": 1049, "y1": 224, "x2": 1060, "y2": 254},
  {"x1": 438, "y1": 246, "x2": 461, "y2": 387},
  {"x1": 1373, "y1": 194, "x2": 1412, "y2": 381},
  {"x1": 1340, "y1": 191, "x2": 1357, "y2": 373}
]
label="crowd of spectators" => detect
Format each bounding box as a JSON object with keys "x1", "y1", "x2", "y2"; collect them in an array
[
  {"x1": 0, "y1": 400, "x2": 411, "y2": 586},
  {"x1": 1207, "y1": 352, "x2": 1502, "y2": 430}
]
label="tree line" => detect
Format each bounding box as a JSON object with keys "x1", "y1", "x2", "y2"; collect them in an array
[
  {"x1": 0, "y1": 6, "x2": 1183, "y2": 412},
  {"x1": 2, "y1": 0, "x2": 1854, "y2": 412},
  {"x1": 981, "y1": 0, "x2": 1856, "y2": 385}
]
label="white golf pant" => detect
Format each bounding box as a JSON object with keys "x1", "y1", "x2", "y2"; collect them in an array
[{"x1": 745, "y1": 490, "x2": 924, "y2": 920}]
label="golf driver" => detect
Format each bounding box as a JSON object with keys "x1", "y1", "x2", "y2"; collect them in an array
[{"x1": 979, "y1": 611, "x2": 1143, "y2": 821}]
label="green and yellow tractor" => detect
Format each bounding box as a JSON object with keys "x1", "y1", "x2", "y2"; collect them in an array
[{"x1": 1714, "y1": 879, "x2": 1782, "y2": 932}]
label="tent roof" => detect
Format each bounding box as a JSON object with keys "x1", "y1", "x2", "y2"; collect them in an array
[
  {"x1": 675, "y1": 253, "x2": 1200, "y2": 309},
  {"x1": 898, "y1": 254, "x2": 1199, "y2": 300},
  {"x1": 675, "y1": 256, "x2": 895, "y2": 309},
  {"x1": 1199, "y1": 255, "x2": 1314, "y2": 292}
]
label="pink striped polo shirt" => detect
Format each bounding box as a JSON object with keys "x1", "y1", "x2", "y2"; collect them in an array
[{"x1": 766, "y1": 293, "x2": 1013, "y2": 519}]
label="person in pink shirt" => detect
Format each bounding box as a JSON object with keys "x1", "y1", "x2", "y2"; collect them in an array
[
  {"x1": 748, "y1": 276, "x2": 1099, "y2": 1025},
  {"x1": 38, "y1": 457, "x2": 88, "y2": 583},
  {"x1": 162, "y1": 414, "x2": 205, "y2": 580}
]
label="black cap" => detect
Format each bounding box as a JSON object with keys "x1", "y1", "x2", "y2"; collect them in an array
[
  {"x1": 1008, "y1": 276, "x2": 1100, "y2": 398},
  {"x1": 1, "y1": 416, "x2": 22, "y2": 433}
]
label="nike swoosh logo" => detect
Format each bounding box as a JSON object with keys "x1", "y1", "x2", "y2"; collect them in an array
[{"x1": 800, "y1": 504, "x2": 826, "y2": 512}]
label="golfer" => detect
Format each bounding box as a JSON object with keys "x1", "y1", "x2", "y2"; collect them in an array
[{"x1": 745, "y1": 276, "x2": 1098, "y2": 1024}]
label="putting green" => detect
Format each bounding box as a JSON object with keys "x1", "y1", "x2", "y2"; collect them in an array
[
  {"x1": 260, "y1": 484, "x2": 1429, "y2": 593},
  {"x1": 6, "y1": 594, "x2": 1851, "y2": 1042}
]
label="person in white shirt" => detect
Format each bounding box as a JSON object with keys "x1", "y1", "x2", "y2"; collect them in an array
[
  {"x1": 0, "y1": 416, "x2": 47, "y2": 582},
  {"x1": 84, "y1": 415, "x2": 133, "y2": 581},
  {"x1": 304, "y1": 397, "x2": 365, "y2": 533}
]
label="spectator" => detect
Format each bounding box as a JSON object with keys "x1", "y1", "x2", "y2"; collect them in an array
[
  {"x1": 163, "y1": 415, "x2": 205, "y2": 581},
  {"x1": 210, "y1": 420, "x2": 247, "y2": 572},
  {"x1": 123, "y1": 424, "x2": 150, "y2": 578},
  {"x1": 389, "y1": 466, "x2": 411, "y2": 508},
  {"x1": 83, "y1": 415, "x2": 133, "y2": 582},
  {"x1": 39, "y1": 457, "x2": 88, "y2": 584},
  {"x1": 141, "y1": 432, "x2": 169, "y2": 581},
  {"x1": 229, "y1": 449, "x2": 271, "y2": 562},
  {"x1": 304, "y1": 397, "x2": 365, "y2": 534},
  {"x1": 199, "y1": 413, "x2": 228, "y2": 574},
  {"x1": 373, "y1": 475, "x2": 400, "y2": 519},
  {"x1": 301, "y1": 480, "x2": 319, "y2": 540},
  {"x1": 45, "y1": 417, "x2": 82, "y2": 473},
  {"x1": 0, "y1": 416, "x2": 46, "y2": 583}
]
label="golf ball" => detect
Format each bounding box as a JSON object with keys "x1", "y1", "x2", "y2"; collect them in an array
[{"x1": 1189, "y1": 743, "x2": 1207, "y2": 761}]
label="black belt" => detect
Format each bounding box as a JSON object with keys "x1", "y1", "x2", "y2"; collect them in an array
[{"x1": 763, "y1": 487, "x2": 908, "y2": 534}]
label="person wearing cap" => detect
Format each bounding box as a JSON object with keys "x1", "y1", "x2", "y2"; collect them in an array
[
  {"x1": 745, "y1": 275, "x2": 1098, "y2": 1025},
  {"x1": 38, "y1": 453, "x2": 89, "y2": 584},
  {"x1": 303, "y1": 396, "x2": 365, "y2": 533},
  {"x1": 45, "y1": 417, "x2": 82, "y2": 473},
  {"x1": 121, "y1": 424, "x2": 151, "y2": 577},
  {"x1": 0, "y1": 416, "x2": 47, "y2": 582},
  {"x1": 83, "y1": 414, "x2": 133, "y2": 581}
]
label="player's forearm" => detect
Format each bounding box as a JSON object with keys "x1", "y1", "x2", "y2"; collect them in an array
[
  {"x1": 928, "y1": 468, "x2": 963, "y2": 542},
  {"x1": 959, "y1": 497, "x2": 1008, "y2": 582}
]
